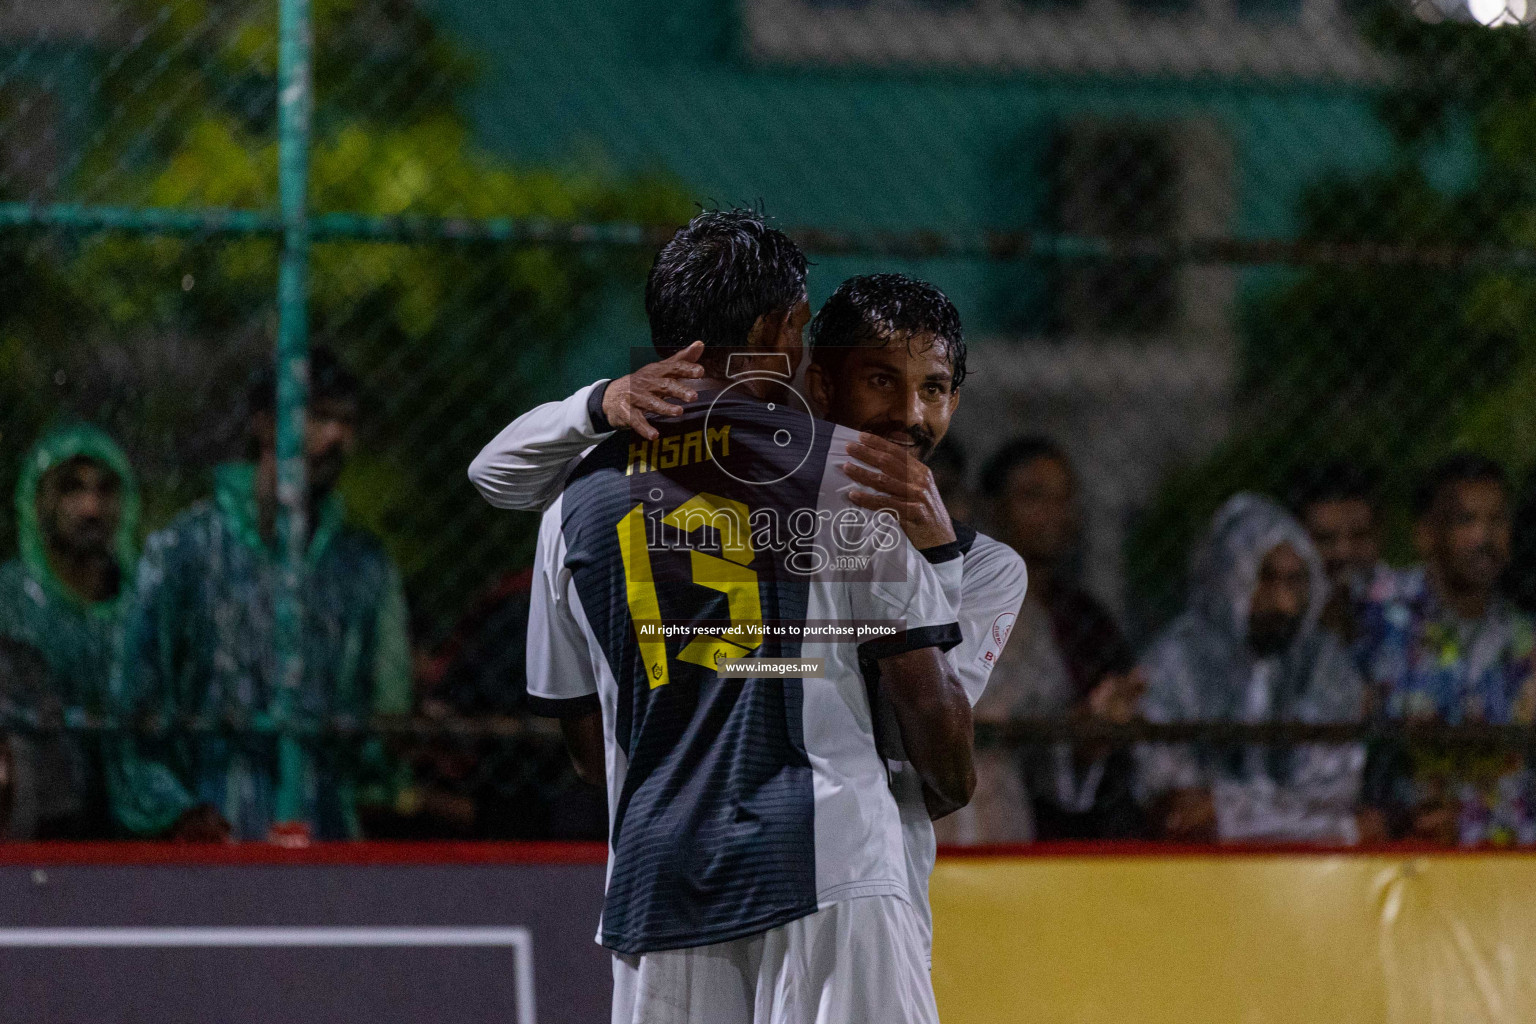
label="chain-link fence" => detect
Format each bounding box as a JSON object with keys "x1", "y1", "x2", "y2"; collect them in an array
[{"x1": 2, "y1": 0, "x2": 1536, "y2": 845}]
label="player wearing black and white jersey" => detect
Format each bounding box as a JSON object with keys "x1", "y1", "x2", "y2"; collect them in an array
[{"x1": 472, "y1": 271, "x2": 1027, "y2": 968}]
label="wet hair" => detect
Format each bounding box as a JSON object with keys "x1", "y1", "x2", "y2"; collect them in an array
[
  {"x1": 246, "y1": 346, "x2": 361, "y2": 419},
  {"x1": 807, "y1": 273, "x2": 967, "y2": 389},
  {"x1": 1286, "y1": 460, "x2": 1379, "y2": 519},
  {"x1": 1413, "y1": 452, "x2": 1508, "y2": 519},
  {"x1": 979, "y1": 435, "x2": 1071, "y2": 499},
  {"x1": 644, "y1": 208, "x2": 808, "y2": 359}
]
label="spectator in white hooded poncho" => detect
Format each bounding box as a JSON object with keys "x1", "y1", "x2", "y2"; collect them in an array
[{"x1": 1137, "y1": 493, "x2": 1368, "y2": 845}]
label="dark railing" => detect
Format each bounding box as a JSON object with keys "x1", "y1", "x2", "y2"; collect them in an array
[{"x1": 7, "y1": 714, "x2": 1532, "y2": 750}]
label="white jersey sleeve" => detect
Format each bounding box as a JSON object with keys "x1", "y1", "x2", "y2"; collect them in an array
[
  {"x1": 852, "y1": 534, "x2": 962, "y2": 657},
  {"x1": 468, "y1": 380, "x2": 612, "y2": 511},
  {"x1": 862, "y1": 524, "x2": 1025, "y2": 704},
  {"x1": 949, "y1": 532, "x2": 1027, "y2": 706},
  {"x1": 525, "y1": 493, "x2": 601, "y2": 714},
  {"x1": 842, "y1": 521, "x2": 964, "y2": 663}
]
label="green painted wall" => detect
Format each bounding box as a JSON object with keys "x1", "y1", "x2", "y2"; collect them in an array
[
  {"x1": 433, "y1": 0, "x2": 1393, "y2": 236},
  {"x1": 425, "y1": 0, "x2": 1402, "y2": 387}
]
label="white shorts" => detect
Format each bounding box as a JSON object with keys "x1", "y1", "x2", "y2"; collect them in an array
[{"x1": 609, "y1": 894, "x2": 940, "y2": 1024}]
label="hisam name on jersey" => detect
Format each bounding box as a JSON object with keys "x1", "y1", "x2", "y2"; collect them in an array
[{"x1": 625, "y1": 425, "x2": 733, "y2": 476}]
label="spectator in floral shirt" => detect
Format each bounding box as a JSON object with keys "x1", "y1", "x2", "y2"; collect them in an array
[{"x1": 1358, "y1": 453, "x2": 1536, "y2": 845}]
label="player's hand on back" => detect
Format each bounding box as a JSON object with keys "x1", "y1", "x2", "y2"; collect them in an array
[
  {"x1": 843, "y1": 433, "x2": 957, "y2": 551},
  {"x1": 601, "y1": 340, "x2": 705, "y2": 441}
]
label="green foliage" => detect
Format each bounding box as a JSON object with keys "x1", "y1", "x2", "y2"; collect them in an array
[
  {"x1": 1128, "y1": 8, "x2": 1536, "y2": 628},
  {"x1": 0, "y1": 0, "x2": 691, "y2": 630}
]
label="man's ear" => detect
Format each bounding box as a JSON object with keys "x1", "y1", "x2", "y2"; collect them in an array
[
  {"x1": 745, "y1": 306, "x2": 795, "y2": 350},
  {"x1": 776, "y1": 304, "x2": 797, "y2": 346},
  {"x1": 744, "y1": 310, "x2": 776, "y2": 352},
  {"x1": 804, "y1": 359, "x2": 834, "y2": 414},
  {"x1": 947, "y1": 388, "x2": 961, "y2": 418}
]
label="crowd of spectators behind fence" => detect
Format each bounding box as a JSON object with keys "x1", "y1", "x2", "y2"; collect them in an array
[{"x1": 2, "y1": 345, "x2": 1536, "y2": 848}]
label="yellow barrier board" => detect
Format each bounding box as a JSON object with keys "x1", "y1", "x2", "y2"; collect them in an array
[{"x1": 930, "y1": 852, "x2": 1536, "y2": 1024}]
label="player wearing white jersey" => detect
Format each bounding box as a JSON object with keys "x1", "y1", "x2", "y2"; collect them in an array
[{"x1": 471, "y1": 272, "x2": 1028, "y2": 965}]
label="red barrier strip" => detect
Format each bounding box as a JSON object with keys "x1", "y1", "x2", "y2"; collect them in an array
[
  {"x1": 938, "y1": 840, "x2": 1536, "y2": 859},
  {"x1": 0, "y1": 839, "x2": 1534, "y2": 867}
]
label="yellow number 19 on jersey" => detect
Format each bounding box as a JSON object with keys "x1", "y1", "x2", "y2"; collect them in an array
[{"x1": 616, "y1": 493, "x2": 764, "y2": 689}]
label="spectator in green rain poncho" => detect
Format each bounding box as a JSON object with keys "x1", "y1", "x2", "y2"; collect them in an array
[
  {"x1": 111, "y1": 348, "x2": 412, "y2": 841},
  {"x1": 0, "y1": 423, "x2": 140, "y2": 837}
]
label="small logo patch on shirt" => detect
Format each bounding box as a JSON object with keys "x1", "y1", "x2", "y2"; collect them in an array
[{"x1": 979, "y1": 611, "x2": 1017, "y2": 669}]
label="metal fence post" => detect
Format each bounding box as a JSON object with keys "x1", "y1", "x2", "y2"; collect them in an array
[{"x1": 274, "y1": 0, "x2": 314, "y2": 831}]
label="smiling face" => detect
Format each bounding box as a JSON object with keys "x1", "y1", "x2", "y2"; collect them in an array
[
  {"x1": 1418, "y1": 478, "x2": 1510, "y2": 600},
  {"x1": 805, "y1": 331, "x2": 960, "y2": 462}
]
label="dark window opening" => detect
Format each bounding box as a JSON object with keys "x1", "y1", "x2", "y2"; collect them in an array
[{"x1": 1050, "y1": 122, "x2": 1179, "y2": 337}]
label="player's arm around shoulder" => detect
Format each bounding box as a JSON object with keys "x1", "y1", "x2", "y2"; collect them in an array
[
  {"x1": 467, "y1": 378, "x2": 617, "y2": 511},
  {"x1": 467, "y1": 342, "x2": 705, "y2": 511}
]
